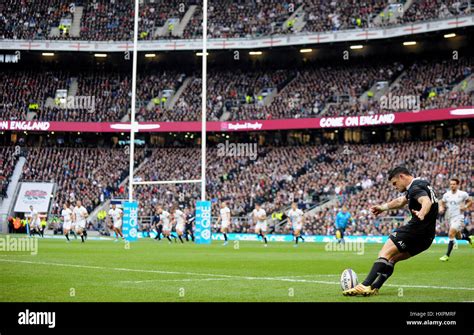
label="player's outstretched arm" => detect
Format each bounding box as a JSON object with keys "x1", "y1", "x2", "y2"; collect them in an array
[{"x1": 371, "y1": 196, "x2": 407, "y2": 215}]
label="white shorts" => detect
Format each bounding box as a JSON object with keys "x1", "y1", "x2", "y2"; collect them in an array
[
  {"x1": 221, "y1": 221, "x2": 230, "y2": 229},
  {"x1": 75, "y1": 221, "x2": 86, "y2": 230},
  {"x1": 113, "y1": 220, "x2": 122, "y2": 229},
  {"x1": 255, "y1": 222, "x2": 267, "y2": 232},
  {"x1": 449, "y1": 216, "x2": 464, "y2": 232},
  {"x1": 292, "y1": 223, "x2": 302, "y2": 231},
  {"x1": 162, "y1": 224, "x2": 172, "y2": 232},
  {"x1": 63, "y1": 221, "x2": 72, "y2": 230},
  {"x1": 176, "y1": 223, "x2": 185, "y2": 232}
]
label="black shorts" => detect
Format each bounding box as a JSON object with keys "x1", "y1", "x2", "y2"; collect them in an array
[
  {"x1": 185, "y1": 224, "x2": 193, "y2": 232},
  {"x1": 389, "y1": 225, "x2": 435, "y2": 256}
]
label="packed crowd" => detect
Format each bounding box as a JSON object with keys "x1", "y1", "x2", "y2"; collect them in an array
[
  {"x1": 230, "y1": 62, "x2": 402, "y2": 120},
  {"x1": 1, "y1": 55, "x2": 472, "y2": 122},
  {"x1": 324, "y1": 56, "x2": 473, "y2": 117},
  {"x1": 1, "y1": 0, "x2": 471, "y2": 41},
  {"x1": 1, "y1": 69, "x2": 187, "y2": 122},
  {"x1": 206, "y1": 0, "x2": 290, "y2": 38},
  {"x1": 78, "y1": 0, "x2": 133, "y2": 41},
  {"x1": 302, "y1": 0, "x2": 387, "y2": 33},
  {"x1": 0, "y1": 70, "x2": 69, "y2": 121},
  {"x1": 128, "y1": 138, "x2": 472, "y2": 237},
  {"x1": 1, "y1": 136, "x2": 471, "y2": 236},
  {"x1": 301, "y1": 138, "x2": 473, "y2": 236},
  {"x1": 19, "y1": 146, "x2": 145, "y2": 215},
  {"x1": 135, "y1": 71, "x2": 189, "y2": 122},
  {"x1": 0, "y1": 147, "x2": 20, "y2": 198},
  {"x1": 34, "y1": 71, "x2": 132, "y2": 122},
  {"x1": 0, "y1": 0, "x2": 72, "y2": 40},
  {"x1": 380, "y1": 57, "x2": 473, "y2": 112},
  {"x1": 399, "y1": 0, "x2": 471, "y2": 24}
]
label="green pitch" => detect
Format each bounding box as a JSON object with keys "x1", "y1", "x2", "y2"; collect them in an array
[{"x1": 0, "y1": 236, "x2": 473, "y2": 302}]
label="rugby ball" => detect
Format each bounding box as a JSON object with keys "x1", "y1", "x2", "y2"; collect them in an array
[{"x1": 340, "y1": 268, "x2": 358, "y2": 291}]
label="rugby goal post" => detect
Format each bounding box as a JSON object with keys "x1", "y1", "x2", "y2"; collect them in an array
[{"x1": 125, "y1": 0, "x2": 211, "y2": 243}]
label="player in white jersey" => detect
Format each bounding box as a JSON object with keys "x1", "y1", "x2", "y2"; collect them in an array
[
  {"x1": 253, "y1": 203, "x2": 268, "y2": 246},
  {"x1": 439, "y1": 178, "x2": 473, "y2": 261},
  {"x1": 287, "y1": 202, "x2": 305, "y2": 247},
  {"x1": 73, "y1": 200, "x2": 89, "y2": 243},
  {"x1": 157, "y1": 206, "x2": 176, "y2": 243},
  {"x1": 172, "y1": 206, "x2": 186, "y2": 244},
  {"x1": 61, "y1": 202, "x2": 73, "y2": 242},
  {"x1": 216, "y1": 201, "x2": 231, "y2": 246},
  {"x1": 28, "y1": 205, "x2": 43, "y2": 237},
  {"x1": 108, "y1": 204, "x2": 124, "y2": 242}
]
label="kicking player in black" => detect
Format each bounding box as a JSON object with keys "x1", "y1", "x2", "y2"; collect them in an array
[{"x1": 343, "y1": 166, "x2": 439, "y2": 296}]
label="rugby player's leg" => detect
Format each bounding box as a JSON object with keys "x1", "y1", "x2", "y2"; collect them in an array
[
  {"x1": 444, "y1": 226, "x2": 457, "y2": 259},
  {"x1": 221, "y1": 227, "x2": 228, "y2": 244},
  {"x1": 294, "y1": 229, "x2": 300, "y2": 246},
  {"x1": 344, "y1": 239, "x2": 410, "y2": 295},
  {"x1": 363, "y1": 238, "x2": 409, "y2": 289}
]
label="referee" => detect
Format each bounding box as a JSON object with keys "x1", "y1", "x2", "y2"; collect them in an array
[{"x1": 343, "y1": 166, "x2": 439, "y2": 296}]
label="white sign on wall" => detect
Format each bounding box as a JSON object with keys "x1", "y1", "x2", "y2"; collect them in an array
[{"x1": 13, "y1": 182, "x2": 55, "y2": 213}]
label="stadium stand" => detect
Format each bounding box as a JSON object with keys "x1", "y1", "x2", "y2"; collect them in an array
[
  {"x1": 399, "y1": 0, "x2": 472, "y2": 24},
  {"x1": 19, "y1": 146, "x2": 145, "y2": 215},
  {"x1": 120, "y1": 138, "x2": 472, "y2": 236},
  {"x1": 1, "y1": 135, "x2": 471, "y2": 236},
  {"x1": 0, "y1": 147, "x2": 20, "y2": 199},
  {"x1": 1, "y1": 55, "x2": 472, "y2": 122},
  {"x1": 0, "y1": 0, "x2": 471, "y2": 41}
]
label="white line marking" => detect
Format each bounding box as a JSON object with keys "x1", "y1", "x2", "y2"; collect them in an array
[
  {"x1": 1, "y1": 258, "x2": 473, "y2": 291},
  {"x1": 120, "y1": 278, "x2": 230, "y2": 284},
  {"x1": 272, "y1": 274, "x2": 340, "y2": 279}
]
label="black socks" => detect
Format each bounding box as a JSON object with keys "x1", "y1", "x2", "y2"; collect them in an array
[
  {"x1": 362, "y1": 257, "x2": 395, "y2": 289},
  {"x1": 446, "y1": 240, "x2": 455, "y2": 256}
]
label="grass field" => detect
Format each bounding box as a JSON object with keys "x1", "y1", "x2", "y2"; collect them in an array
[{"x1": 0, "y1": 235, "x2": 473, "y2": 302}]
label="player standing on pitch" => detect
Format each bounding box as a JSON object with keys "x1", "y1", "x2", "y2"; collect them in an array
[
  {"x1": 73, "y1": 200, "x2": 89, "y2": 243},
  {"x1": 108, "y1": 203, "x2": 124, "y2": 242},
  {"x1": 157, "y1": 205, "x2": 176, "y2": 244},
  {"x1": 287, "y1": 202, "x2": 305, "y2": 247},
  {"x1": 439, "y1": 178, "x2": 473, "y2": 261},
  {"x1": 28, "y1": 205, "x2": 42, "y2": 237},
  {"x1": 61, "y1": 202, "x2": 73, "y2": 242},
  {"x1": 172, "y1": 205, "x2": 186, "y2": 244},
  {"x1": 184, "y1": 208, "x2": 195, "y2": 242},
  {"x1": 216, "y1": 201, "x2": 231, "y2": 246},
  {"x1": 343, "y1": 166, "x2": 439, "y2": 296},
  {"x1": 253, "y1": 203, "x2": 268, "y2": 247},
  {"x1": 152, "y1": 206, "x2": 162, "y2": 241}
]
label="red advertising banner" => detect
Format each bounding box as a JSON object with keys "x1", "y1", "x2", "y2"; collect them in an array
[{"x1": 0, "y1": 107, "x2": 472, "y2": 133}]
